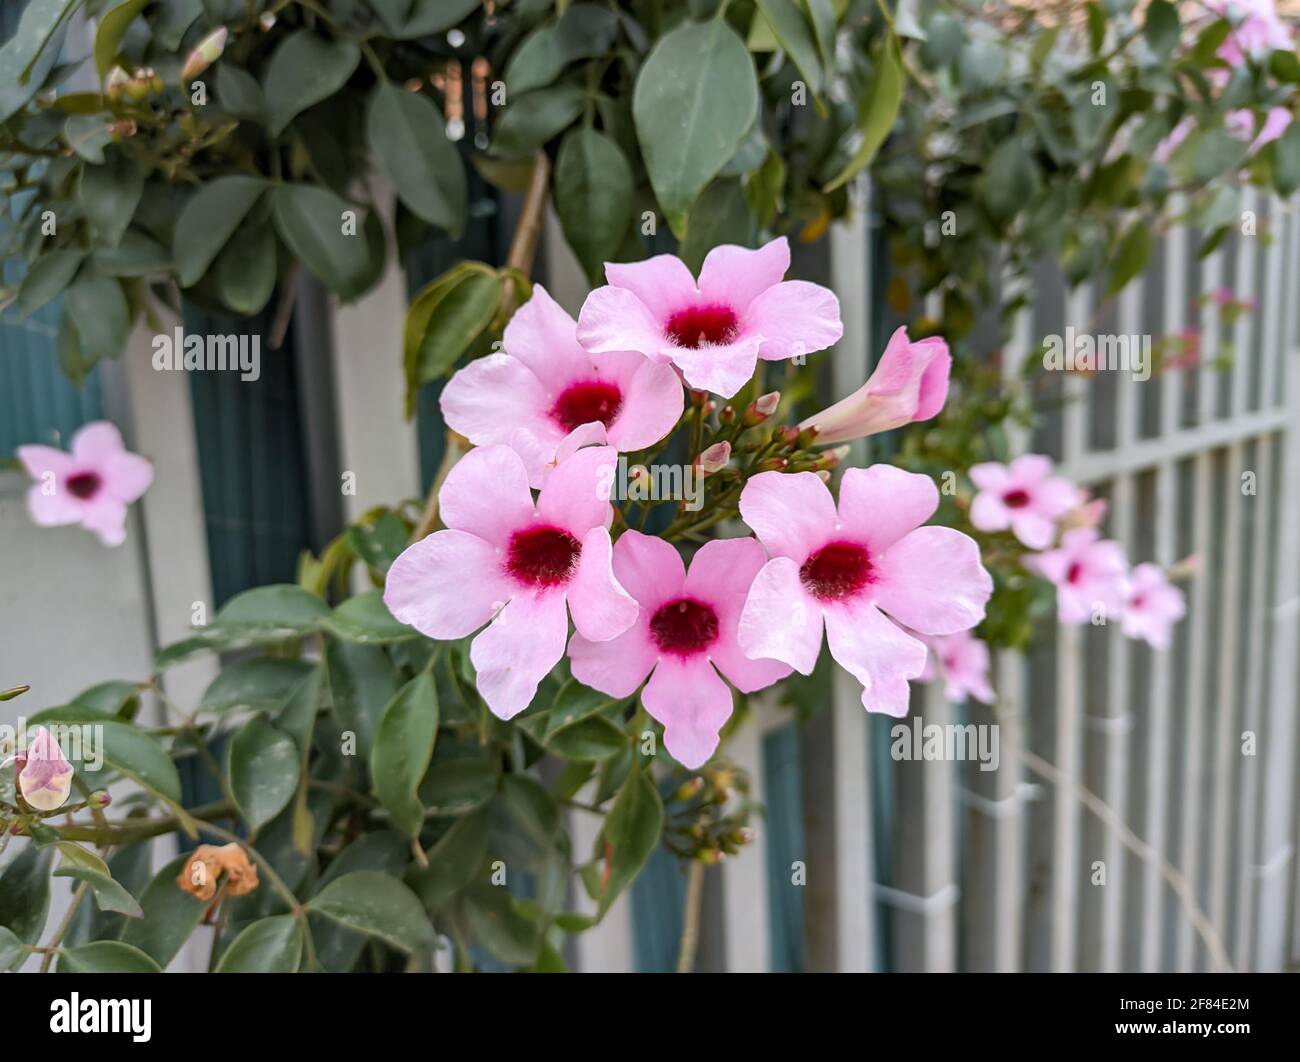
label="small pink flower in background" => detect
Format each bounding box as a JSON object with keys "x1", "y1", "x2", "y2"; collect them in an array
[
  {"x1": 1155, "y1": 117, "x2": 1193, "y2": 164},
  {"x1": 14, "y1": 727, "x2": 74, "y2": 811},
  {"x1": 1121, "y1": 563, "x2": 1187, "y2": 650},
  {"x1": 569, "y1": 533, "x2": 792, "y2": 768},
  {"x1": 440, "y1": 285, "x2": 682, "y2": 488},
  {"x1": 1211, "y1": 0, "x2": 1293, "y2": 59},
  {"x1": 1026, "y1": 527, "x2": 1129, "y2": 625},
  {"x1": 919, "y1": 630, "x2": 995, "y2": 705},
  {"x1": 737, "y1": 466, "x2": 992, "y2": 717},
  {"x1": 695, "y1": 440, "x2": 731, "y2": 476},
  {"x1": 968, "y1": 455, "x2": 1079, "y2": 550},
  {"x1": 383, "y1": 444, "x2": 637, "y2": 719},
  {"x1": 1060, "y1": 491, "x2": 1107, "y2": 533},
  {"x1": 17, "y1": 421, "x2": 153, "y2": 546},
  {"x1": 797, "y1": 326, "x2": 951, "y2": 444},
  {"x1": 1224, "y1": 106, "x2": 1293, "y2": 152},
  {"x1": 576, "y1": 236, "x2": 843, "y2": 399}
]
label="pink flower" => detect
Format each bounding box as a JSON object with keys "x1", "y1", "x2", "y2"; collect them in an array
[
  {"x1": 968, "y1": 455, "x2": 1079, "y2": 550},
  {"x1": 1026, "y1": 527, "x2": 1129, "y2": 625},
  {"x1": 1251, "y1": 106, "x2": 1292, "y2": 150},
  {"x1": 569, "y1": 534, "x2": 792, "y2": 768},
  {"x1": 1155, "y1": 117, "x2": 1194, "y2": 164},
  {"x1": 440, "y1": 285, "x2": 682, "y2": 488},
  {"x1": 1121, "y1": 563, "x2": 1187, "y2": 649},
  {"x1": 1211, "y1": 0, "x2": 1293, "y2": 59},
  {"x1": 576, "y1": 236, "x2": 843, "y2": 399},
  {"x1": 919, "y1": 629, "x2": 995, "y2": 705},
  {"x1": 16, "y1": 421, "x2": 153, "y2": 546},
  {"x1": 797, "y1": 327, "x2": 951, "y2": 444},
  {"x1": 737, "y1": 466, "x2": 992, "y2": 717},
  {"x1": 383, "y1": 444, "x2": 637, "y2": 719},
  {"x1": 16, "y1": 727, "x2": 74, "y2": 811}
]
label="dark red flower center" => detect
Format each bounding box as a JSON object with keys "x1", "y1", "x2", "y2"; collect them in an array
[
  {"x1": 800, "y1": 540, "x2": 873, "y2": 601},
  {"x1": 506, "y1": 524, "x2": 582, "y2": 587},
  {"x1": 665, "y1": 303, "x2": 739, "y2": 348},
  {"x1": 1002, "y1": 488, "x2": 1032, "y2": 509},
  {"x1": 1065, "y1": 561, "x2": 1084, "y2": 585},
  {"x1": 551, "y1": 380, "x2": 623, "y2": 434},
  {"x1": 66, "y1": 471, "x2": 101, "y2": 500},
  {"x1": 649, "y1": 597, "x2": 719, "y2": 655}
]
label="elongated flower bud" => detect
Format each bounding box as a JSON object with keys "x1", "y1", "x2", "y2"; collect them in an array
[
  {"x1": 17, "y1": 727, "x2": 73, "y2": 811},
  {"x1": 104, "y1": 65, "x2": 130, "y2": 100},
  {"x1": 181, "y1": 27, "x2": 228, "y2": 83},
  {"x1": 743, "y1": 391, "x2": 780, "y2": 426},
  {"x1": 696, "y1": 441, "x2": 731, "y2": 476}
]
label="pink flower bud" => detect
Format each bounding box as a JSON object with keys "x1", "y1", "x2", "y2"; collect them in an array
[
  {"x1": 181, "y1": 27, "x2": 228, "y2": 83},
  {"x1": 696, "y1": 441, "x2": 731, "y2": 476},
  {"x1": 18, "y1": 727, "x2": 73, "y2": 812},
  {"x1": 743, "y1": 391, "x2": 781, "y2": 426}
]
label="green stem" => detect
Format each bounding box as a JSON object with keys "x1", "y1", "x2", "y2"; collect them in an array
[{"x1": 39, "y1": 881, "x2": 89, "y2": 973}]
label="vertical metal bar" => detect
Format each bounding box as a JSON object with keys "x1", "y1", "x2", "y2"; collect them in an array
[
  {"x1": 721, "y1": 707, "x2": 773, "y2": 972},
  {"x1": 1232, "y1": 188, "x2": 1257, "y2": 418}
]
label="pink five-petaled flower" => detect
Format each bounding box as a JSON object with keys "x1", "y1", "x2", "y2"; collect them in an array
[
  {"x1": 1026, "y1": 527, "x2": 1129, "y2": 625},
  {"x1": 737, "y1": 466, "x2": 992, "y2": 718},
  {"x1": 16, "y1": 727, "x2": 74, "y2": 811},
  {"x1": 440, "y1": 285, "x2": 682, "y2": 488},
  {"x1": 383, "y1": 444, "x2": 637, "y2": 719},
  {"x1": 797, "y1": 326, "x2": 951, "y2": 444},
  {"x1": 575, "y1": 236, "x2": 843, "y2": 400},
  {"x1": 17, "y1": 421, "x2": 153, "y2": 546},
  {"x1": 968, "y1": 454, "x2": 1080, "y2": 550},
  {"x1": 569, "y1": 533, "x2": 793, "y2": 769},
  {"x1": 1121, "y1": 563, "x2": 1187, "y2": 650},
  {"x1": 919, "y1": 629, "x2": 995, "y2": 705}
]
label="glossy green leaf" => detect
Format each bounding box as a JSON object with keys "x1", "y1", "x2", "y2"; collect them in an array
[
  {"x1": 93, "y1": 0, "x2": 147, "y2": 79},
  {"x1": 79, "y1": 148, "x2": 143, "y2": 248},
  {"x1": 307, "y1": 871, "x2": 435, "y2": 953},
  {"x1": 64, "y1": 264, "x2": 128, "y2": 363},
  {"x1": 463, "y1": 883, "x2": 540, "y2": 965},
  {"x1": 325, "y1": 639, "x2": 399, "y2": 761},
  {"x1": 403, "y1": 261, "x2": 501, "y2": 414},
  {"x1": 408, "y1": 807, "x2": 489, "y2": 912},
  {"x1": 214, "y1": 218, "x2": 277, "y2": 317},
  {"x1": 56, "y1": 941, "x2": 161, "y2": 973},
  {"x1": 755, "y1": 0, "x2": 824, "y2": 96},
  {"x1": 92, "y1": 229, "x2": 170, "y2": 278},
  {"x1": 824, "y1": 30, "x2": 903, "y2": 191},
  {"x1": 121, "y1": 856, "x2": 208, "y2": 967},
  {"x1": 215, "y1": 914, "x2": 303, "y2": 972},
  {"x1": 0, "y1": 0, "x2": 77, "y2": 123},
  {"x1": 595, "y1": 767, "x2": 662, "y2": 917},
  {"x1": 491, "y1": 83, "x2": 586, "y2": 158},
  {"x1": 419, "y1": 755, "x2": 498, "y2": 816},
  {"x1": 272, "y1": 183, "x2": 376, "y2": 298},
  {"x1": 17, "y1": 249, "x2": 83, "y2": 315},
  {"x1": 554, "y1": 128, "x2": 634, "y2": 282},
  {"x1": 264, "y1": 31, "x2": 360, "y2": 136},
  {"x1": 368, "y1": 80, "x2": 466, "y2": 236},
  {"x1": 229, "y1": 716, "x2": 301, "y2": 831},
  {"x1": 323, "y1": 591, "x2": 418, "y2": 644},
  {"x1": 201, "y1": 657, "x2": 314, "y2": 716},
  {"x1": 370, "y1": 671, "x2": 439, "y2": 837},
  {"x1": 0, "y1": 926, "x2": 25, "y2": 971},
  {"x1": 216, "y1": 63, "x2": 267, "y2": 123},
  {"x1": 0, "y1": 845, "x2": 52, "y2": 949},
  {"x1": 173, "y1": 175, "x2": 267, "y2": 287},
  {"x1": 546, "y1": 715, "x2": 626, "y2": 761}
]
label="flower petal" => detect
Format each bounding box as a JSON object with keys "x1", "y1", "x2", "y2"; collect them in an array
[
  {"x1": 568, "y1": 622, "x2": 658, "y2": 699},
  {"x1": 612, "y1": 529, "x2": 686, "y2": 611},
  {"x1": 697, "y1": 237, "x2": 790, "y2": 313},
  {"x1": 24, "y1": 484, "x2": 81, "y2": 527},
  {"x1": 836, "y1": 465, "x2": 938, "y2": 555},
  {"x1": 668, "y1": 335, "x2": 764, "y2": 399},
  {"x1": 969, "y1": 491, "x2": 1011, "y2": 534},
  {"x1": 438, "y1": 444, "x2": 535, "y2": 545},
  {"x1": 384, "y1": 529, "x2": 511, "y2": 640},
  {"x1": 102, "y1": 450, "x2": 154, "y2": 503},
  {"x1": 738, "y1": 470, "x2": 837, "y2": 562},
  {"x1": 575, "y1": 286, "x2": 669, "y2": 359},
  {"x1": 824, "y1": 602, "x2": 926, "y2": 717},
  {"x1": 604, "y1": 254, "x2": 699, "y2": 321},
  {"x1": 70, "y1": 421, "x2": 126, "y2": 461},
  {"x1": 502, "y1": 284, "x2": 592, "y2": 391},
  {"x1": 604, "y1": 357, "x2": 684, "y2": 451},
  {"x1": 744, "y1": 280, "x2": 843, "y2": 361},
  {"x1": 471, "y1": 590, "x2": 570, "y2": 719},
  {"x1": 440, "y1": 352, "x2": 555, "y2": 455},
  {"x1": 16, "y1": 444, "x2": 73, "y2": 481},
  {"x1": 873, "y1": 526, "x2": 992, "y2": 635},
  {"x1": 535, "y1": 444, "x2": 616, "y2": 536},
  {"x1": 80, "y1": 497, "x2": 129, "y2": 546},
  {"x1": 641, "y1": 656, "x2": 733, "y2": 769},
  {"x1": 738, "y1": 557, "x2": 824, "y2": 675},
  {"x1": 568, "y1": 526, "x2": 638, "y2": 641}
]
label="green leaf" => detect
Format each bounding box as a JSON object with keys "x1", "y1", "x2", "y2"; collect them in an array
[
  {"x1": 403, "y1": 262, "x2": 501, "y2": 414},
  {"x1": 216, "y1": 63, "x2": 267, "y2": 123},
  {"x1": 546, "y1": 715, "x2": 626, "y2": 761},
  {"x1": 408, "y1": 808, "x2": 489, "y2": 912},
  {"x1": 72, "y1": 681, "x2": 142, "y2": 716},
  {"x1": 64, "y1": 264, "x2": 129, "y2": 363},
  {"x1": 215, "y1": 914, "x2": 303, "y2": 972},
  {"x1": 501, "y1": 774, "x2": 560, "y2": 849},
  {"x1": 56, "y1": 941, "x2": 161, "y2": 973},
  {"x1": 272, "y1": 183, "x2": 376, "y2": 298},
  {"x1": 372, "y1": 0, "x2": 481, "y2": 38},
  {"x1": 554, "y1": 128, "x2": 634, "y2": 282},
  {"x1": 92, "y1": 229, "x2": 170, "y2": 278},
  {"x1": 824, "y1": 31, "x2": 903, "y2": 192},
  {"x1": 173, "y1": 175, "x2": 267, "y2": 287},
  {"x1": 982, "y1": 137, "x2": 1041, "y2": 223},
  {"x1": 93, "y1": 0, "x2": 147, "y2": 80},
  {"x1": 546, "y1": 678, "x2": 619, "y2": 737},
  {"x1": 490, "y1": 83, "x2": 586, "y2": 158},
  {"x1": 595, "y1": 767, "x2": 662, "y2": 917},
  {"x1": 1273, "y1": 121, "x2": 1300, "y2": 196},
  {"x1": 17, "y1": 249, "x2": 83, "y2": 315},
  {"x1": 63, "y1": 113, "x2": 113, "y2": 163},
  {"x1": 323, "y1": 590, "x2": 418, "y2": 644},
  {"x1": 1108, "y1": 222, "x2": 1153, "y2": 295},
  {"x1": 213, "y1": 220, "x2": 277, "y2": 317},
  {"x1": 633, "y1": 19, "x2": 758, "y2": 237},
  {"x1": 755, "y1": 0, "x2": 824, "y2": 97},
  {"x1": 120, "y1": 856, "x2": 207, "y2": 967},
  {"x1": 681, "y1": 178, "x2": 759, "y2": 273},
  {"x1": 218, "y1": 583, "x2": 330, "y2": 632},
  {"x1": 462, "y1": 883, "x2": 540, "y2": 965},
  {"x1": 307, "y1": 871, "x2": 435, "y2": 953},
  {"x1": 325, "y1": 640, "x2": 399, "y2": 761},
  {"x1": 0, "y1": 845, "x2": 52, "y2": 949},
  {"x1": 54, "y1": 843, "x2": 143, "y2": 918},
  {"x1": 264, "y1": 31, "x2": 360, "y2": 136},
  {"x1": 229, "y1": 717, "x2": 301, "y2": 831},
  {"x1": 201, "y1": 657, "x2": 315, "y2": 715},
  {"x1": 368, "y1": 80, "x2": 466, "y2": 236},
  {"x1": 0, "y1": 926, "x2": 25, "y2": 971},
  {"x1": 79, "y1": 148, "x2": 143, "y2": 248},
  {"x1": 504, "y1": 25, "x2": 565, "y2": 95},
  {"x1": 370, "y1": 672, "x2": 439, "y2": 837},
  {"x1": 419, "y1": 755, "x2": 498, "y2": 816},
  {"x1": 0, "y1": 0, "x2": 78, "y2": 124},
  {"x1": 1143, "y1": 0, "x2": 1179, "y2": 59}
]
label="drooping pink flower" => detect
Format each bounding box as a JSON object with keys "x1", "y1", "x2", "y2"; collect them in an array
[
  {"x1": 1121, "y1": 563, "x2": 1187, "y2": 649},
  {"x1": 1025, "y1": 527, "x2": 1129, "y2": 625},
  {"x1": 569, "y1": 534, "x2": 792, "y2": 768},
  {"x1": 440, "y1": 285, "x2": 682, "y2": 488},
  {"x1": 968, "y1": 455, "x2": 1079, "y2": 550},
  {"x1": 737, "y1": 466, "x2": 992, "y2": 717},
  {"x1": 575, "y1": 237, "x2": 843, "y2": 399},
  {"x1": 383, "y1": 444, "x2": 637, "y2": 719},
  {"x1": 16, "y1": 727, "x2": 74, "y2": 811},
  {"x1": 16, "y1": 421, "x2": 153, "y2": 546},
  {"x1": 797, "y1": 327, "x2": 951, "y2": 444},
  {"x1": 919, "y1": 629, "x2": 995, "y2": 705}
]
